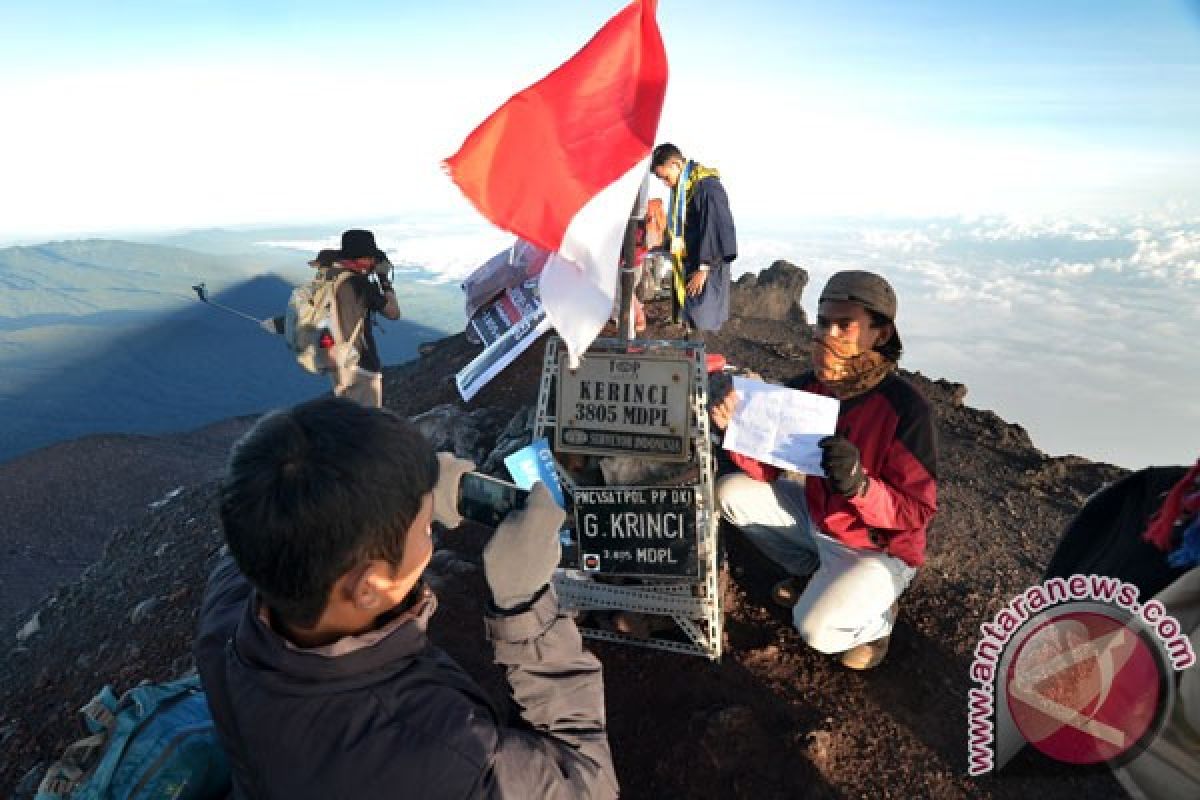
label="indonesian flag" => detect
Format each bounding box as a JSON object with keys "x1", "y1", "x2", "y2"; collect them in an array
[{"x1": 444, "y1": 0, "x2": 668, "y2": 367}]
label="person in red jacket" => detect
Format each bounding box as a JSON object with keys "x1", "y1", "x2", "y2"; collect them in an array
[{"x1": 711, "y1": 270, "x2": 938, "y2": 669}]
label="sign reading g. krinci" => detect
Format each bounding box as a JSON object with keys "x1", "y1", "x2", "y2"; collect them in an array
[
  {"x1": 555, "y1": 351, "x2": 692, "y2": 461},
  {"x1": 572, "y1": 486, "x2": 699, "y2": 577}
]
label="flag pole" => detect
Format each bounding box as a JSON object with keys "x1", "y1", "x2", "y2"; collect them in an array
[{"x1": 617, "y1": 195, "x2": 641, "y2": 342}]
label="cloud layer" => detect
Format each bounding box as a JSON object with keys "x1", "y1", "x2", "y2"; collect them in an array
[
  {"x1": 258, "y1": 211, "x2": 1196, "y2": 469},
  {"x1": 733, "y1": 214, "x2": 1199, "y2": 469}
]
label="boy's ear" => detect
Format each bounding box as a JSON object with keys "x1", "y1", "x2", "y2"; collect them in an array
[
  {"x1": 352, "y1": 559, "x2": 423, "y2": 611},
  {"x1": 347, "y1": 562, "x2": 390, "y2": 611},
  {"x1": 328, "y1": 562, "x2": 386, "y2": 612}
]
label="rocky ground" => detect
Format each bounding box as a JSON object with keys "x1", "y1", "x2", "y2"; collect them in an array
[
  {"x1": 1, "y1": 264, "x2": 1133, "y2": 798},
  {"x1": 0, "y1": 417, "x2": 257, "y2": 623}
]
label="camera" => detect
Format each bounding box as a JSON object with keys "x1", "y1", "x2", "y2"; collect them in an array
[{"x1": 456, "y1": 472, "x2": 529, "y2": 528}]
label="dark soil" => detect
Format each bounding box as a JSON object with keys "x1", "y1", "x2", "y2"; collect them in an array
[
  {"x1": 0, "y1": 417, "x2": 256, "y2": 624},
  {"x1": 0, "y1": 294, "x2": 1132, "y2": 798}
]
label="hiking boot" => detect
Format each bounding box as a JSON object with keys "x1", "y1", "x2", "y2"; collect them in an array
[
  {"x1": 771, "y1": 576, "x2": 806, "y2": 609},
  {"x1": 840, "y1": 601, "x2": 898, "y2": 670},
  {"x1": 840, "y1": 635, "x2": 890, "y2": 670}
]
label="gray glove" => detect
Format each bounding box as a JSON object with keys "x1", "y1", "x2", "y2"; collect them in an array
[
  {"x1": 431, "y1": 453, "x2": 475, "y2": 529},
  {"x1": 483, "y1": 482, "x2": 565, "y2": 610}
]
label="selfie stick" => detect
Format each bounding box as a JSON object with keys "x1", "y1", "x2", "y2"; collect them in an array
[{"x1": 191, "y1": 283, "x2": 271, "y2": 327}]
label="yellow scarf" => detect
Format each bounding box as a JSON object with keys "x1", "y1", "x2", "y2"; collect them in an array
[
  {"x1": 667, "y1": 162, "x2": 720, "y2": 308},
  {"x1": 811, "y1": 334, "x2": 896, "y2": 399}
]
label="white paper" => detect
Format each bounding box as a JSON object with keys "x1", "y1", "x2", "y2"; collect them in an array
[{"x1": 722, "y1": 377, "x2": 840, "y2": 476}]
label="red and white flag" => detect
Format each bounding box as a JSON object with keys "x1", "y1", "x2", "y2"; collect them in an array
[{"x1": 445, "y1": 0, "x2": 668, "y2": 366}]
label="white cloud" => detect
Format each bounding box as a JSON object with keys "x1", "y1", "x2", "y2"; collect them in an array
[
  {"x1": 1052, "y1": 262, "x2": 1095, "y2": 276},
  {"x1": 257, "y1": 219, "x2": 510, "y2": 284},
  {"x1": 0, "y1": 60, "x2": 493, "y2": 240},
  {"x1": 732, "y1": 212, "x2": 1197, "y2": 468}
]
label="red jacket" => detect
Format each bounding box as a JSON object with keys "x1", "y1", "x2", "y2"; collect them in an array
[{"x1": 729, "y1": 371, "x2": 938, "y2": 567}]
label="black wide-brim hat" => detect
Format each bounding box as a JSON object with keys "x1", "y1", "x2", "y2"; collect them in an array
[{"x1": 337, "y1": 229, "x2": 386, "y2": 260}]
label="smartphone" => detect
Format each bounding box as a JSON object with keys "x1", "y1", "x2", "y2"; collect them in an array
[{"x1": 457, "y1": 472, "x2": 530, "y2": 528}]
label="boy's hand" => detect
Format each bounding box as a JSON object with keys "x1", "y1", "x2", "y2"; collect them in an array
[
  {"x1": 483, "y1": 483, "x2": 566, "y2": 610},
  {"x1": 431, "y1": 453, "x2": 475, "y2": 528}
]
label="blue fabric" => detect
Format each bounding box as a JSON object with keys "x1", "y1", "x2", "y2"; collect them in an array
[
  {"x1": 1168, "y1": 516, "x2": 1200, "y2": 568},
  {"x1": 680, "y1": 174, "x2": 736, "y2": 331},
  {"x1": 666, "y1": 161, "x2": 690, "y2": 240},
  {"x1": 682, "y1": 259, "x2": 730, "y2": 332},
  {"x1": 38, "y1": 674, "x2": 230, "y2": 800}
]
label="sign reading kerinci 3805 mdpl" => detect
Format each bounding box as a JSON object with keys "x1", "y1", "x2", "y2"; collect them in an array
[{"x1": 556, "y1": 351, "x2": 692, "y2": 461}]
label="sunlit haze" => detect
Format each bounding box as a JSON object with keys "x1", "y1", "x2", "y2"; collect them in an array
[
  {"x1": 3, "y1": 1, "x2": 1199, "y2": 237},
  {"x1": 1, "y1": 0, "x2": 1198, "y2": 468}
]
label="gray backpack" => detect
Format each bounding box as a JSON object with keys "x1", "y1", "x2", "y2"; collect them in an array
[{"x1": 284, "y1": 270, "x2": 365, "y2": 374}]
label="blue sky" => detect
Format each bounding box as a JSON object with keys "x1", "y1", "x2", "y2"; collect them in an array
[
  {"x1": 2, "y1": 1, "x2": 1197, "y2": 468},
  {"x1": 1, "y1": 1, "x2": 1199, "y2": 237}
]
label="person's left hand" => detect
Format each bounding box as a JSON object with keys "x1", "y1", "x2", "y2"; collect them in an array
[
  {"x1": 686, "y1": 270, "x2": 708, "y2": 297},
  {"x1": 483, "y1": 483, "x2": 566, "y2": 610},
  {"x1": 819, "y1": 435, "x2": 867, "y2": 498},
  {"x1": 431, "y1": 453, "x2": 475, "y2": 528}
]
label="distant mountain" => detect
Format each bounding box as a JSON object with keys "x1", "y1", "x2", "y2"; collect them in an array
[
  {"x1": 147, "y1": 224, "x2": 357, "y2": 257},
  {"x1": 0, "y1": 239, "x2": 464, "y2": 463},
  {"x1": 0, "y1": 239, "x2": 260, "y2": 319}
]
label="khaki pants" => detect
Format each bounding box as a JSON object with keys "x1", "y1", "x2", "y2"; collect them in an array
[
  {"x1": 717, "y1": 472, "x2": 915, "y2": 652},
  {"x1": 329, "y1": 366, "x2": 383, "y2": 408}
]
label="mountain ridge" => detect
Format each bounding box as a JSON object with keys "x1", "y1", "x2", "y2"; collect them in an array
[
  {"x1": 0, "y1": 238, "x2": 463, "y2": 463},
  {"x1": 0, "y1": 265, "x2": 1136, "y2": 799}
]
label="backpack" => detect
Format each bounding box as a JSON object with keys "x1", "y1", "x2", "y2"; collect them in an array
[
  {"x1": 35, "y1": 673, "x2": 230, "y2": 800},
  {"x1": 284, "y1": 269, "x2": 366, "y2": 375}
]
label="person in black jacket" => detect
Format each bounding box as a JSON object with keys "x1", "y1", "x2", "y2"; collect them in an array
[
  {"x1": 194, "y1": 396, "x2": 617, "y2": 799},
  {"x1": 651, "y1": 143, "x2": 737, "y2": 334}
]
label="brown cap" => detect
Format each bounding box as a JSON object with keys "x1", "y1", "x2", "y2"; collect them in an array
[{"x1": 819, "y1": 270, "x2": 898, "y2": 321}]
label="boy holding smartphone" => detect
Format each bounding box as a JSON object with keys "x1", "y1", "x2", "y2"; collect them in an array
[{"x1": 195, "y1": 396, "x2": 616, "y2": 799}]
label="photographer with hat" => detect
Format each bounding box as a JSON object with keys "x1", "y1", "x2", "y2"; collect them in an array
[
  {"x1": 711, "y1": 270, "x2": 938, "y2": 670},
  {"x1": 325, "y1": 228, "x2": 400, "y2": 407}
]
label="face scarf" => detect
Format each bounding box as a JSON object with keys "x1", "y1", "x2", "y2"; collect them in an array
[
  {"x1": 336, "y1": 258, "x2": 373, "y2": 274},
  {"x1": 811, "y1": 333, "x2": 896, "y2": 399}
]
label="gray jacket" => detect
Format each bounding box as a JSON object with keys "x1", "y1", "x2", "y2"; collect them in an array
[{"x1": 194, "y1": 557, "x2": 617, "y2": 799}]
